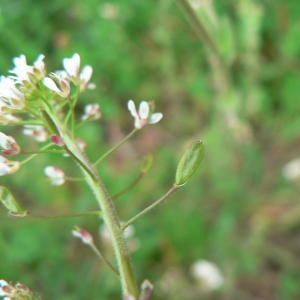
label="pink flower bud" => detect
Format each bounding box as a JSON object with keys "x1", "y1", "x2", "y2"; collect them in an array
[{"x1": 50, "y1": 134, "x2": 65, "y2": 146}]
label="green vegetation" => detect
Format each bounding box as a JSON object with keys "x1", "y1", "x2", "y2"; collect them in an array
[{"x1": 1, "y1": 0, "x2": 300, "y2": 299}]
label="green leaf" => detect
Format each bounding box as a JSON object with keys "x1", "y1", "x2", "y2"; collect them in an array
[
  {"x1": 175, "y1": 141, "x2": 205, "y2": 186},
  {"x1": 0, "y1": 186, "x2": 25, "y2": 213}
]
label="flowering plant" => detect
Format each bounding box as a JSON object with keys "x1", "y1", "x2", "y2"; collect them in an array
[{"x1": 0, "y1": 53, "x2": 204, "y2": 299}]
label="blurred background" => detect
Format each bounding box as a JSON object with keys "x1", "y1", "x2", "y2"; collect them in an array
[{"x1": 1, "y1": 0, "x2": 300, "y2": 299}]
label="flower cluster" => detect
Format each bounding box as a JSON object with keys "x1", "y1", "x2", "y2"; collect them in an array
[
  {"x1": 0, "y1": 280, "x2": 36, "y2": 300},
  {"x1": 0, "y1": 53, "x2": 163, "y2": 183}
]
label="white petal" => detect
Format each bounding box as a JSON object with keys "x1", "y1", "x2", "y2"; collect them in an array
[
  {"x1": 139, "y1": 101, "x2": 149, "y2": 119},
  {"x1": 80, "y1": 65, "x2": 93, "y2": 83},
  {"x1": 149, "y1": 112, "x2": 163, "y2": 124},
  {"x1": 127, "y1": 100, "x2": 138, "y2": 118},
  {"x1": 43, "y1": 77, "x2": 61, "y2": 93}
]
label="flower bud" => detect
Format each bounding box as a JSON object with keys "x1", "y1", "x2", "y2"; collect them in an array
[
  {"x1": 175, "y1": 141, "x2": 204, "y2": 186},
  {"x1": 0, "y1": 186, "x2": 25, "y2": 214},
  {"x1": 139, "y1": 279, "x2": 153, "y2": 300}
]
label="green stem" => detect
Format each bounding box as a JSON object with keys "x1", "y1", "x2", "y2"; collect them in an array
[
  {"x1": 89, "y1": 242, "x2": 120, "y2": 278},
  {"x1": 176, "y1": 0, "x2": 230, "y2": 80},
  {"x1": 20, "y1": 149, "x2": 64, "y2": 155},
  {"x1": 67, "y1": 95, "x2": 76, "y2": 140},
  {"x1": 20, "y1": 144, "x2": 54, "y2": 165},
  {"x1": 65, "y1": 176, "x2": 85, "y2": 182},
  {"x1": 94, "y1": 128, "x2": 138, "y2": 166},
  {"x1": 112, "y1": 172, "x2": 145, "y2": 201},
  {"x1": 121, "y1": 184, "x2": 178, "y2": 231},
  {"x1": 48, "y1": 113, "x2": 139, "y2": 297},
  {"x1": 23, "y1": 210, "x2": 102, "y2": 219}
]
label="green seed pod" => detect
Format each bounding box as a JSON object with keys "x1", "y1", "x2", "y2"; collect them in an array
[
  {"x1": 175, "y1": 141, "x2": 205, "y2": 186},
  {"x1": 0, "y1": 186, "x2": 24, "y2": 213}
]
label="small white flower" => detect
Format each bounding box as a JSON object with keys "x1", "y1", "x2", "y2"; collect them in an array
[
  {"x1": 72, "y1": 227, "x2": 93, "y2": 244},
  {"x1": 43, "y1": 74, "x2": 70, "y2": 98},
  {"x1": 63, "y1": 53, "x2": 81, "y2": 84},
  {"x1": 9, "y1": 55, "x2": 33, "y2": 83},
  {"x1": 190, "y1": 260, "x2": 224, "y2": 291},
  {"x1": 32, "y1": 54, "x2": 46, "y2": 80},
  {"x1": 63, "y1": 54, "x2": 95, "y2": 89},
  {"x1": 23, "y1": 125, "x2": 48, "y2": 142},
  {"x1": 127, "y1": 100, "x2": 163, "y2": 129},
  {"x1": 0, "y1": 156, "x2": 20, "y2": 176},
  {"x1": 0, "y1": 132, "x2": 21, "y2": 156},
  {"x1": 80, "y1": 66, "x2": 94, "y2": 91},
  {"x1": 282, "y1": 158, "x2": 300, "y2": 180},
  {"x1": 81, "y1": 103, "x2": 101, "y2": 121},
  {"x1": 0, "y1": 114, "x2": 22, "y2": 125},
  {"x1": 44, "y1": 166, "x2": 65, "y2": 186},
  {"x1": 0, "y1": 76, "x2": 26, "y2": 110}
]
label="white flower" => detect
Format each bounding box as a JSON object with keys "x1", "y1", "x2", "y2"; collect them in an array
[
  {"x1": 44, "y1": 166, "x2": 65, "y2": 185},
  {"x1": 63, "y1": 54, "x2": 94, "y2": 89},
  {"x1": 190, "y1": 260, "x2": 224, "y2": 291},
  {"x1": 81, "y1": 103, "x2": 101, "y2": 120},
  {"x1": 80, "y1": 66, "x2": 95, "y2": 91},
  {"x1": 0, "y1": 280, "x2": 15, "y2": 298},
  {"x1": 0, "y1": 156, "x2": 20, "y2": 176},
  {"x1": 72, "y1": 227, "x2": 93, "y2": 244},
  {"x1": 9, "y1": 54, "x2": 46, "y2": 84},
  {"x1": 0, "y1": 76, "x2": 26, "y2": 110},
  {"x1": 23, "y1": 125, "x2": 48, "y2": 142},
  {"x1": 43, "y1": 74, "x2": 70, "y2": 98},
  {"x1": 127, "y1": 100, "x2": 163, "y2": 129},
  {"x1": 9, "y1": 55, "x2": 33, "y2": 83},
  {"x1": 0, "y1": 132, "x2": 20, "y2": 156},
  {"x1": 32, "y1": 54, "x2": 46, "y2": 80},
  {"x1": 282, "y1": 158, "x2": 300, "y2": 180},
  {"x1": 63, "y1": 53, "x2": 81, "y2": 84},
  {"x1": 0, "y1": 114, "x2": 22, "y2": 125}
]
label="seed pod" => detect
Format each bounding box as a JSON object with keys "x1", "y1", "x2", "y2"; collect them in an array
[
  {"x1": 0, "y1": 186, "x2": 24, "y2": 213},
  {"x1": 175, "y1": 141, "x2": 205, "y2": 186}
]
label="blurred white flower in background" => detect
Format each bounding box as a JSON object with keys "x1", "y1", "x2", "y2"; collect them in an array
[
  {"x1": 282, "y1": 158, "x2": 300, "y2": 181},
  {"x1": 100, "y1": 223, "x2": 139, "y2": 252},
  {"x1": 23, "y1": 125, "x2": 48, "y2": 142},
  {"x1": 0, "y1": 155, "x2": 20, "y2": 176},
  {"x1": 81, "y1": 104, "x2": 101, "y2": 121},
  {"x1": 99, "y1": 3, "x2": 119, "y2": 20},
  {"x1": 190, "y1": 260, "x2": 224, "y2": 291},
  {"x1": 44, "y1": 166, "x2": 65, "y2": 186}
]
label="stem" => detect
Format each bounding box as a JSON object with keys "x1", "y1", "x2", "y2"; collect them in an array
[
  {"x1": 20, "y1": 149, "x2": 64, "y2": 155},
  {"x1": 23, "y1": 210, "x2": 102, "y2": 219},
  {"x1": 65, "y1": 176, "x2": 85, "y2": 182},
  {"x1": 48, "y1": 113, "x2": 139, "y2": 297},
  {"x1": 67, "y1": 95, "x2": 75, "y2": 140},
  {"x1": 89, "y1": 242, "x2": 120, "y2": 278},
  {"x1": 20, "y1": 144, "x2": 54, "y2": 165},
  {"x1": 121, "y1": 184, "x2": 178, "y2": 231},
  {"x1": 112, "y1": 172, "x2": 145, "y2": 201},
  {"x1": 94, "y1": 128, "x2": 138, "y2": 166},
  {"x1": 176, "y1": 0, "x2": 222, "y2": 63}
]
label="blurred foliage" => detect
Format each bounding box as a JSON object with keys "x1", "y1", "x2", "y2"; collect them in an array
[{"x1": 1, "y1": 0, "x2": 300, "y2": 299}]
